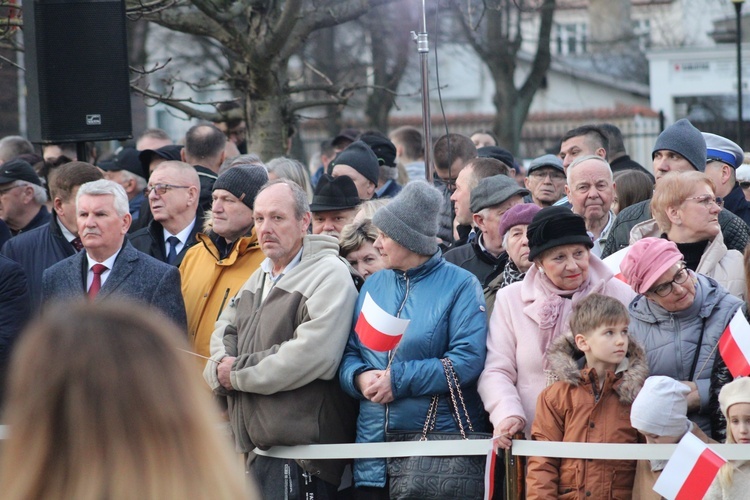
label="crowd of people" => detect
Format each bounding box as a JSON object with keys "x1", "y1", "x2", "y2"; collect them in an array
[{"x1": 1, "y1": 118, "x2": 750, "y2": 499}]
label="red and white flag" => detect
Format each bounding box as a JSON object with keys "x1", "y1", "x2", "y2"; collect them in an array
[
  {"x1": 653, "y1": 432, "x2": 726, "y2": 500},
  {"x1": 484, "y1": 446, "x2": 497, "y2": 500},
  {"x1": 719, "y1": 309, "x2": 750, "y2": 377},
  {"x1": 602, "y1": 246, "x2": 629, "y2": 283},
  {"x1": 355, "y1": 292, "x2": 410, "y2": 351}
]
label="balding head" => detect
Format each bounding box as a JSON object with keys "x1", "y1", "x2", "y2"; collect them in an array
[
  {"x1": 0, "y1": 136, "x2": 35, "y2": 164},
  {"x1": 182, "y1": 124, "x2": 227, "y2": 173},
  {"x1": 146, "y1": 161, "x2": 200, "y2": 234}
]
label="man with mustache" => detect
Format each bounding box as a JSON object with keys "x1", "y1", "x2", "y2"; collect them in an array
[
  {"x1": 41, "y1": 179, "x2": 186, "y2": 330},
  {"x1": 566, "y1": 155, "x2": 617, "y2": 257},
  {"x1": 203, "y1": 179, "x2": 358, "y2": 499}
]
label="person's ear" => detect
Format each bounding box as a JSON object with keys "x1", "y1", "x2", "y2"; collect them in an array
[
  {"x1": 574, "y1": 333, "x2": 589, "y2": 352},
  {"x1": 472, "y1": 212, "x2": 485, "y2": 232},
  {"x1": 666, "y1": 205, "x2": 681, "y2": 226}
]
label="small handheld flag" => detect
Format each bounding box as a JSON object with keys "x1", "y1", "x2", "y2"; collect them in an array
[
  {"x1": 355, "y1": 292, "x2": 410, "y2": 351},
  {"x1": 653, "y1": 432, "x2": 726, "y2": 500},
  {"x1": 719, "y1": 309, "x2": 750, "y2": 378},
  {"x1": 602, "y1": 246, "x2": 629, "y2": 283}
]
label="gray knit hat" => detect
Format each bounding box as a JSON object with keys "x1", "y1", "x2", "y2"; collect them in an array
[
  {"x1": 652, "y1": 119, "x2": 706, "y2": 172},
  {"x1": 372, "y1": 181, "x2": 441, "y2": 256},
  {"x1": 630, "y1": 376, "x2": 691, "y2": 437},
  {"x1": 212, "y1": 165, "x2": 269, "y2": 210}
]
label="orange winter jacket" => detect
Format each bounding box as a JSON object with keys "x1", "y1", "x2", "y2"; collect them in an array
[{"x1": 526, "y1": 334, "x2": 648, "y2": 500}]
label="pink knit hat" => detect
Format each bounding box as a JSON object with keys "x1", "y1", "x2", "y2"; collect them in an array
[{"x1": 620, "y1": 237, "x2": 684, "y2": 294}]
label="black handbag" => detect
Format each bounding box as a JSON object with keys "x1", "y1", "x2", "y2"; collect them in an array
[{"x1": 386, "y1": 358, "x2": 491, "y2": 500}]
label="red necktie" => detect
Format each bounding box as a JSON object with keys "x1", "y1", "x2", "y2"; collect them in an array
[{"x1": 88, "y1": 264, "x2": 108, "y2": 299}]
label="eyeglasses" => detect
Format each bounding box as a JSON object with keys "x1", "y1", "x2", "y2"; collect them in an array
[
  {"x1": 144, "y1": 184, "x2": 191, "y2": 196},
  {"x1": 741, "y1": 182, "x2": 750, "y2": 190},
  {"x1": 0, "y1": 184, "x2": 22, "y2": 196},
  {"x1": 648, "y1": 265, "x2": 690, "y2": 297},
  {"x1": 685, "y1": 194, "x2": 723, "y2": 209},
  {"x1": 530, "y1": 170, "x2": 566, "y2": 181}
]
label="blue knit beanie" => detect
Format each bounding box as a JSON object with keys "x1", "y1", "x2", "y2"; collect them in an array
[{"x1": 652, "y1": 119, "x2": 706, "y2": 172}]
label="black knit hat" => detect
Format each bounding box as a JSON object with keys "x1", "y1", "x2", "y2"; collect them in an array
[
  {"x1": 310, "y1": 174, "x2": 361, "y2": 212},
  {"x1": 212, "y1": 165, "x2": 269, "y2": 210},
  {"x1": 329, "y1": 141, "x2": 380, "y2": 185},
  {"x1": 527, "y1": 206, "x2": 593, "y2": 262},
  {"x1": 360, "y1": 133, "x2": 397, "y2": 168}
]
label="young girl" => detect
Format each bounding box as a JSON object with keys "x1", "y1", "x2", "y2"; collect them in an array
[{"x1": 705, "y1": 377, "x2": 750, "y2": 499}]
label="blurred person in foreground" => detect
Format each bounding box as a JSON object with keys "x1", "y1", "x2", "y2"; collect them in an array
[{"x1": 0, "y1": 301, "x2": 255, "y2": 499}]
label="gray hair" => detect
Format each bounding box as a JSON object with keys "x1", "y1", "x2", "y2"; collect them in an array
[
  {"x1": 0, "y1": 135, "x2": 34, "y2": 163},
  {"x1": 119, "y1": 170, "x2": 147, "y2": 191},
  {"x1": 566, "y1": 154, "x2": 613, "y2": 184},
  {"x1": 219, "y1": 153, "x2": 266, "y2": 175},
  {"x1": 266, "y1": 157, "x2": 312, "y2": 199},
  {"x1": 77, "y1": 179, "x2": 129, "y2": 217},
  {"x1": 258, "y1": 178, "x2": 310, "y2": 220},
  {"x1": 13, "y1": 180, "x2": 49, "y2": 205}
]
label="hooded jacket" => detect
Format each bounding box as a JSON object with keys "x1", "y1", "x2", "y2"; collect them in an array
[
  {"x1": 338, "y1": 252, "x2": 489, "y2": 488},
  {"x1": 179, "y1": 229, "x2": 264, "y2": 358},
  {"x1": 629, "y1": 219, "x2": 745, "y2": 299},
  {"x1": 478, "y1": 255, "x2": 636, "y2": 437},
  {"x1": 527, "y1": 334, "x2": 648, "y2": 500},
  {"x1": 203, "y1": 234, "x2": 358, "y2": 486},
  {"x1": 629, "y1": 273, "x2": 743, "y2": 434}
]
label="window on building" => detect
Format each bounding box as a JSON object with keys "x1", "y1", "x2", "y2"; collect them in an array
[{"x1": 553, "y1": 23, "x2": 588, "y2": 55}]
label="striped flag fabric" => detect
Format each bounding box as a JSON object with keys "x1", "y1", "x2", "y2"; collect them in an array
[
  {"x1": 653, "y1": 432, "x2": 726, "y2": 500},
  {"x1": 719, "y1": 309, "x2": 750, "y2": 377},
  {"x1": 354, "y1": 292, "x2": 410, "y2": 352},
  {"x1": 484, "y1": 447, "x2": 496, "y2": 500},
  {"x1": 602, "y1": 246, "x2": 629, "y2": 283}
]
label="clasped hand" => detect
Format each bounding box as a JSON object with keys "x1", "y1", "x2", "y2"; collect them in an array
[{"x1": 356, "y1": 369, "x2": 394, "y2": 404}]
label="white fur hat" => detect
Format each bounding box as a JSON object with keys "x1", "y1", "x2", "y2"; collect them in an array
[
  {"x1": 719, "y1": 377, "x2": 750, "y2": 418},
  {"x1": 631, "y1": 376, "x2": 691, "y2": 436}
]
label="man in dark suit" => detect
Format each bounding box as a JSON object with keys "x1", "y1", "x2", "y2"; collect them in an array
[{"x1": 42, "y1": 179, "x2": 186, "y2": 329}]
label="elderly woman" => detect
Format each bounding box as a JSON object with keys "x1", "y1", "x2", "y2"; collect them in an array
[
  {"x1": 339, "y1": 181, "x2": 489, "y2": 496},
  {"x1": 621, "y1": 237, "x2": 743, "y2": 436},
  {"x1": 339, "y1": 219, "x2": 385, "y2": 280},
  {"x1": 629, "y1": 171, "x2": 744, "y2": 298},
  {"x1": 483, "y1": 203, "x2": 541, "y2": 315},
  {"x1": 478, "y1": 206, "x2": 636, "y2": 447}
]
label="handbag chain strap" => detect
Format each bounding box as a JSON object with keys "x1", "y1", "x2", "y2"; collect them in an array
[
  {"x1": 420, "y1": 395, "x2": 439, "y2": 441},
  {"x1": 441, "y1": 358, "x2": 474, "y2": 438}
]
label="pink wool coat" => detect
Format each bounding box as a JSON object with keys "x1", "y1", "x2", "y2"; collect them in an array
[{"x1": 477, "y1": 254, "x2": 636, "y2": 437}]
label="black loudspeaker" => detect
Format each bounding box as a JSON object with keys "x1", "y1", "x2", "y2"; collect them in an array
[{"x1": 22, "y1": 0, "x2": 132, "y2": 143}]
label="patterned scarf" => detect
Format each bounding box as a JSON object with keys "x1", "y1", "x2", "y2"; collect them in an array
[{"x1": 500, "y1": 260, "x2": 526, "y2": 289}]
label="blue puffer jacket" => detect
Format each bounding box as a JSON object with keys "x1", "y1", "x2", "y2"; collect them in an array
[
  {"x1": 339, "y1": 252, "x2": 489, "y2": 488},
  {"x1": 629, "y1": 273, "x2": 743, "y2": 434}
]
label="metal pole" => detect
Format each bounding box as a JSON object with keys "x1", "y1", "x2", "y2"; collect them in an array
[
  {"x1": 736, "y1": 1, "x2": 744, "y2": 149},
  {"x1": 414, "y1": 0, "x2": 433, "y2": 182}
]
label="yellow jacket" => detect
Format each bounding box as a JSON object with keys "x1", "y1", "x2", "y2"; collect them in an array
[{"x1": 180, "y1": 230, "x2": 264, "y2": 358}]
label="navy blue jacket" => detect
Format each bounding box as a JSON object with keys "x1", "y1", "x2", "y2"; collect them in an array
[
  {"x1": 1, "y1": 215, "x2": 77, "y2": 310},
  {"x1": 339, "y1": 252, "x2": 489, "y2": 487},
  {"x1": 0, "y1": 254, "x2": 31, "y2": 396},
  {"x1": 42, "y1": 240, "x2": 187, "y2": 330},
  {"x1": 128, "y1": 208, "x2": 203, "y2": 267}
]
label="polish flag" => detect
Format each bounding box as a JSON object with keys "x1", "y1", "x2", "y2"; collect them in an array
[
  {"x1": 602, "y1": 246, "x2": 629, "y2": 283},
  {"x1": 719, "y1": 309, "x2": 750, "y2": 377},
  {"x1": 653, "y1": 432, "x2": 726, "y2": 500},
  {"x1": 484, "y1": 447, "x2": 497, "y2": 500},
  {"x1": 355, "y1": 292, "x2": 410, "y2": 351}
]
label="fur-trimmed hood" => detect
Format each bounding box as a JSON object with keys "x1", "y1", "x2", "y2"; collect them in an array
[{"x1": 546, "y1": 332, "x2": 648, "y2": 404}]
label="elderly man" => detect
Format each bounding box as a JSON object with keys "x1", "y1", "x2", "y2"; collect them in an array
[
  {"x1": 180, "y1": 166, "x2": 268, "y2": 359},
  {"x1": 310, "y1": 174, "x2": 360, "y2": 238},
  {"x1": 42, "y1": 180, "x2": 186, "y2": 329},
  {"x1": 203, "y1": 179, "x2": 358, "y2": 498},
  {"x1": 524, "y1": 154, "x2": 567, "y2": 208},
  {"x1": 449, "y1": 157, "x2": 509, "y2": 246},
  {"x1": 602, "y1": 119, "x2": 750, "y2": 257},
  {"x1": 129, "y1": 161, "x2": 202, "y2": 267},
  {"x1": 566, "y1": 155, "x2": 617, "y2": 257},
  {"x1": 329, "y1": 140, "x2": 380, "y2": 201},
  {"x1": 2, "y1": 162, "x2": 102, "y2": 309},
  {"x1": 444, "y1": 174, "x2": 528, "y2": 284},
  {"x1": 0, "y1": 159, "x2": 50, "y2": 236},
  {"x1": 703, "y1": 133, "x2": 750, "y2": 226}
]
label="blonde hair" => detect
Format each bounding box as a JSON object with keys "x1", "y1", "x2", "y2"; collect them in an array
[
  {"x1": 354, "y1": 198, "x2": 390, "y2": 222},
  {"x1": 0, "y1": 301, "x2": 255, "y2": 500},
  {"x1": 339, "y1": 219, "x2": 378, "y2": 258},
  {"x1": 651, "y1": 171, "x2": 715, "y2": 233}
]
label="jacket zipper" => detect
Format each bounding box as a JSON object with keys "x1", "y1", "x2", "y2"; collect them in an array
[{"x1": 385, "y1": 274, "x2": 411, "y2": 434}]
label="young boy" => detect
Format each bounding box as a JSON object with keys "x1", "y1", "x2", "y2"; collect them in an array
[{"x1": 526, "y1": 293, "x2": 648, "y2": 499}]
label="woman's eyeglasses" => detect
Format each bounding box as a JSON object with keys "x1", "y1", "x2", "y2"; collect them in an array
[
  {"x1": 685, "y1": 194, "x2": 723, "y2": 209},
  {"x1": 649, "y1": 265, "x2": 690, "y2": 297}
]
